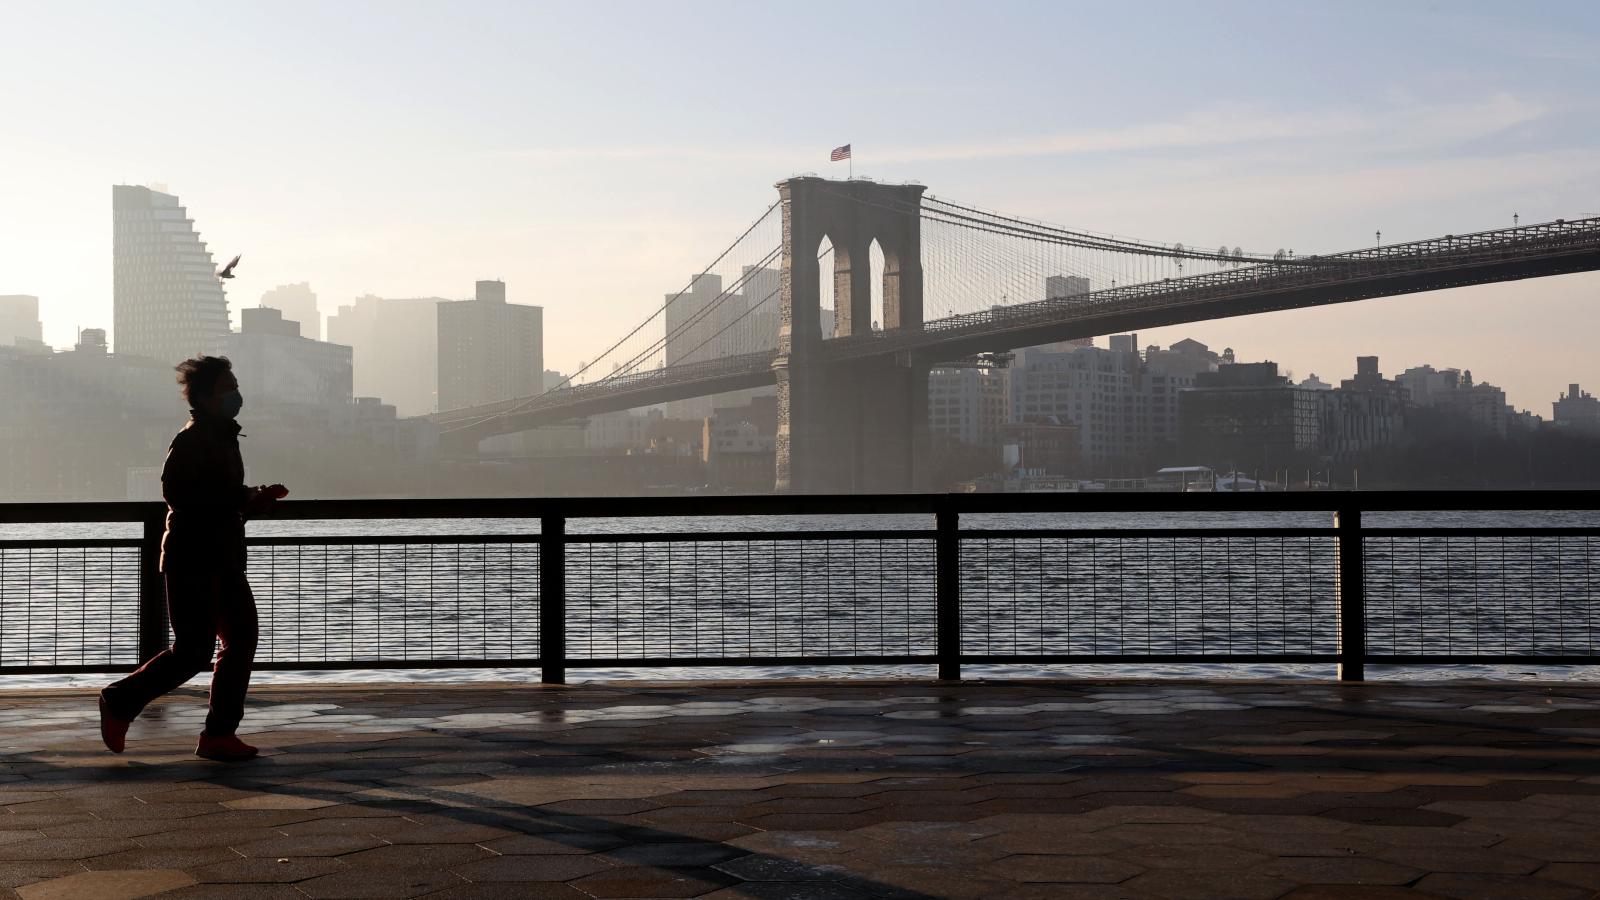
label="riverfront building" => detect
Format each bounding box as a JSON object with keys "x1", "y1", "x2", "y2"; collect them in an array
[
  {"x1": 0, "y1": 336, "x2": 175, "y2": 500},
  {"x1": 929, "y1": 367, "x2": 1009, "y2": 448},
  {"x1": 1553, "y1": 384, "x2": 1600, "y2": 435},
  {"x1": 437, "y1": 280, "x2": 544, "y2": 412},
  {"x1": 1179, "y1": 362, "x2": 1323, "y2": 473},
  {"x1": 222, "y1": 307, "x2": 353, "y2": 408},
  {"x1": 112, "y1": 185, "x2": 230, "y2": 365},
  {"x1": 1395, "y1": 364, "x2": 1515, "y2": 436}
]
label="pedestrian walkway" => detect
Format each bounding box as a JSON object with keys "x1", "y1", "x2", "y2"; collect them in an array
[{"x1": 1, "y1": 679, "x2": 1598, "y2": 899}]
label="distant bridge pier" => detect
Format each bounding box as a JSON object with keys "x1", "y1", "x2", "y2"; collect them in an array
[{"x1": 774, "y1": 177, "x2": 931, "y2": 492}]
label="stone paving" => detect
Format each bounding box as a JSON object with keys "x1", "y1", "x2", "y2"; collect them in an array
[{"x1": 0, "y1": 679, "x2": 1598, "y2": 899}]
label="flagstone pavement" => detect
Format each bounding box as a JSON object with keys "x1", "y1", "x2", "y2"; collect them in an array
[{"x1": 0, "y1": 679, "x2": 1598, "y2": 899}]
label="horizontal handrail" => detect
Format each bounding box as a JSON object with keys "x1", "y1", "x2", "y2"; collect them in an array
[{"x1": 6, "y1": 490, "x2": 1600, "y2": 523}]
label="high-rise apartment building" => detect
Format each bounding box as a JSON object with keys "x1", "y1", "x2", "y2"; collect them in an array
[
  {"x1": 112, "y1": 185, "x2": 230, "y2": 364},
  {"x1": 0, "y1": 296, "x2": 43, "y2": 347},
  {"x1": 436, "y1": 280, "x2": 544, "y2": 412},
  {"x1": 1396, "y1": 365, "x2": 1513, "y2": 435},
  {"x1": 1045, "y1": 275, "x2": 1090, "y2": 299},
  {"x1": 327, "y1": 295, "x2": 444, "y2": 417},
  {"x1": 1554, "y1": 384, "x2": 1600, "y2": 435},
  {"x1": 259, "y1": 283, "x2": 321, "y2": 340}
]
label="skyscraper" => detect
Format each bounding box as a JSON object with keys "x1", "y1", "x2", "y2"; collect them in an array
[
  {"x1": 0, "y1": 295, "x2": 43, "y2": 347},
  {"x1": 112, "y1": 185, "x2": 230, "y2": 364},
  {"x1": 436, "y1": 280, "x2": 544, "y2": 412}
]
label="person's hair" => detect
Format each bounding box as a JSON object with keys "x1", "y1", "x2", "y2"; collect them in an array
[{"x1": 175, "y1": 355, "x2": 233, "y2": 406}]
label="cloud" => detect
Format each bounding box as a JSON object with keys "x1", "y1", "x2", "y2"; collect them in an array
[
  {"x1": 872, "y1": 93, "x2": 1547, "y2": 163},
  {"x1": 480, "y1": 93, "x2": 1549, "y2": 168}
]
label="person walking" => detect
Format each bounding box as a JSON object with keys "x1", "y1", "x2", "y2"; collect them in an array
[{"x1": 99, "y1": 355, "x2": 287, "y2": 761}]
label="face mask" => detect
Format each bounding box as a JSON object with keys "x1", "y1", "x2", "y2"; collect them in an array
[{"x1": 219, "y1": 390, "x2": 244, "y2": 419}]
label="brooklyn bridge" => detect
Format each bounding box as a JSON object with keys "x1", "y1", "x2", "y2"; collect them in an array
[{"x1": 430, "y1": 177, "x2": 1600, "y2": 491}]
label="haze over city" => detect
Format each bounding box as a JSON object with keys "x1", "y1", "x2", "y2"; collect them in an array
[
  {"x1": 3, "y1": 1, "x2": 1599, "y2": 413},
  {"x1": 9, "y1": 8, "x2": 1600, "y2": 899}
]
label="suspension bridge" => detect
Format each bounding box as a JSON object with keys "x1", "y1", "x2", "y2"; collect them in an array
[{"x1": 431, "y1": 177, "x2": 1600, "y2": 491}]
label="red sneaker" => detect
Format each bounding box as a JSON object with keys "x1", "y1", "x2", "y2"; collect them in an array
[
  {"x1": 195, "y1": 734, "x2": 258, "y2": 761},
  {"x1": 98, "y1": 693, "x2": 129, "y2": 754}
]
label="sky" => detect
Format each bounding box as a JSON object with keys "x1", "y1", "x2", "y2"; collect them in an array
[{"x1": 2, "y1": 0, "x2": 1598, "y2": 413}]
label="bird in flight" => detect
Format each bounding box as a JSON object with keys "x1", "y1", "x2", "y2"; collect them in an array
[{"x1": 217, "y1": 255, "x2": 242, "y2": 280}]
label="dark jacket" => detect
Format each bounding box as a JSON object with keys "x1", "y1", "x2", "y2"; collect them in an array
[{"x1": 159, "y1": 411, "x2": 251, "y2": 572}]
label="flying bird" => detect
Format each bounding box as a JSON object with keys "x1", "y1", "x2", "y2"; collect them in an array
[{"x1": 217, "y1": 255, "x2": 242, "y2": 279}]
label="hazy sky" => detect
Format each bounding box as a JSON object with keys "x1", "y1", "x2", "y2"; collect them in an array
[{"x1": 2, "y1": 1, "x2": 1598, "y2": 413}]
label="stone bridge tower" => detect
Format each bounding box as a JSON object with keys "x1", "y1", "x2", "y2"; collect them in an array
[{"x1": 773, "y1": 177, "x2": 930, "y2": 493}]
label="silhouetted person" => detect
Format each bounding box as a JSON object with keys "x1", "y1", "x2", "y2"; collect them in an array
[{"x1": 99, "y1": 355, "x2": 288, "y2": 761}]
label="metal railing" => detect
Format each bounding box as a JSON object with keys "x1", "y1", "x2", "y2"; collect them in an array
[{"x1": 2, "y1": 492, "x2": 1597, "y2": 681}]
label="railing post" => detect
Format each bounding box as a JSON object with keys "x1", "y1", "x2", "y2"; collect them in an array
[
  {"x1": 1335, "y1": 507, "x2": 1365, "y2": 682},
  {"x1": 138, "y1": 507, "x2": 168, "y2": 663},
  {"x1": 936, "y1": 504, "x2": 961, "y2": 681},
  {"x1": 539, "y1": 515, "x2": 567, "y2": 685}
]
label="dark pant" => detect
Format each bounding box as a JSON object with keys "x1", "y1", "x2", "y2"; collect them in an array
[{"x1": 103, "y1": 570, "x2": 258, "y2": 737}]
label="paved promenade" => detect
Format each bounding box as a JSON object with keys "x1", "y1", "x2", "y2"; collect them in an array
[{"x1": 0, "y1": 679, "x2": 1598, "y2": 899}]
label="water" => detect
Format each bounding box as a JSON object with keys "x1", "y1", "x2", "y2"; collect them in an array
[{"x1": 3, "y1": 509, "x2": 1598, "y2": 688}]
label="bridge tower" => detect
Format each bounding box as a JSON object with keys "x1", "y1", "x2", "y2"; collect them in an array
[{"x1": 774, "y1": 176, "x2": 930, "y2": 493}]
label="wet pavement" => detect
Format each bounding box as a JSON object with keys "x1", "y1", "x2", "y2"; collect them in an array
[{"x1": 0, "y1": 678, "x2": 1598, "y2": 899}]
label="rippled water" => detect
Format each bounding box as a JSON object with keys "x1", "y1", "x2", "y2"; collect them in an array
[{"x1": 4, "y1": 508, "x2": 1598, "y2": 688}]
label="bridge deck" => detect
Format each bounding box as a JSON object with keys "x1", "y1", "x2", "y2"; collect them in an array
[
  {"x1": 432, "y1": 215, "x2": 1600, "y2": 443},
  {"x1": 2, "y1": 679, "x2": 1599, "y2": 898}
]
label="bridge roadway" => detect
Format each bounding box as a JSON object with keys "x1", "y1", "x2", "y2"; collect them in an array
[{"x1": 432, "y1": 215, "x2": 1600, "y2": 443}]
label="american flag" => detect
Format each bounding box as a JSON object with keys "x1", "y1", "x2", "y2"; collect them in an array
[{"x1": 830, "y1": 143, "x2": 851, "y2": 162}]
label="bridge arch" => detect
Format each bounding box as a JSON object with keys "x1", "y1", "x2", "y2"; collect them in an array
[{"x1": 817, "y1": 234, "x2": 839, "y2": 339}]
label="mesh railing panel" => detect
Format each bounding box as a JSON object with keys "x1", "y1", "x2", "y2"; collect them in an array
[
  {"x1": 1365, "y1": 534, "x2": 1600, "y2": 656},
  {"x1": 961, "y1": 535, "x2": 1339, "y2": 656},
  {"x1": 566, "y1": 537, "x2": 937, "y2": 660},
  {"x1": 249, "y1": 541, "x2": 540, "y2": 664},
  {"x1": 0, "y1": 544, "x2": 141, "y2": 669}
]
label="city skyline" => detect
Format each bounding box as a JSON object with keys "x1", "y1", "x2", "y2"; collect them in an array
[{"x1": 3, "y1": 1, "x2": 1599, "y2": 413}]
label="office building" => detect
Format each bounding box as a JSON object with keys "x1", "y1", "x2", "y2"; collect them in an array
[
  {"x1": 1010, "y1": 340, "x2": 1145, "y2": 471},
  {"x1": 259, "y1": 283, "x2": 322, "y2": 340},
  {"x1": 1179, "y1": 362, "x2": 1323, "y2": 472},
  {"x1": 222, "y1": 307, "x2": 353, "y2": 407},
  {"x1": 112, "y1": 185, "x2": 230, "y2": 364},
  {"x1": 929, "y1": 367, "x2": 1009, "y2": 448},
  {"x1": 327, "y1": 295, "x2": 444, "y2": 416},
  {"x1": 436, "y1": 280, "x2": 544, "y2": 412}
]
